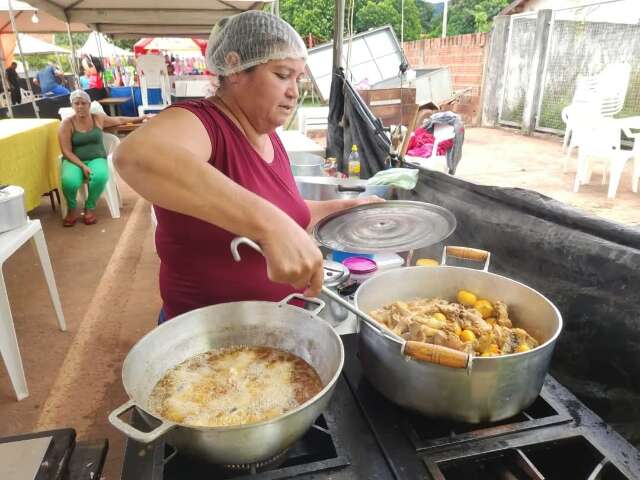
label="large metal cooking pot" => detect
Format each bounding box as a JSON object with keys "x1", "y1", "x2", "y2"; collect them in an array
[
  {"x1": 289, "y1": 153, "x2": 325, "y2": 176},
  {"x1": 295, "y1": 176, "x2": 368, "y2": 200},
  {"x1": 354, "y1": 247, "x2": 562, "y2": 423},
  {"x1": 109, "y1": 294, "x2": 344, "y2": 464}
]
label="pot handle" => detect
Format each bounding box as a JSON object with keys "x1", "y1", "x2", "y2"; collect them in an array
[
  {"x1": 403, "y1": 341, "x2": 472, "y2": 371},
  {"x1": 441, "y1": 246, "x2": 491, "y2": 272},
  {"x1": 108, "y1": 400, "x2": 176, "y2": 444},
  {"x1": 280, "y1": 293, "x2": 326, "y2": 315}
]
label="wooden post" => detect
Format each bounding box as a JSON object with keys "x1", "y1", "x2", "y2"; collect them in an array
[
  {"x1": 521, "y1": 9, "x2": 552, "y2": 135},
  {"x1": 480, "y1": 16, "x2": 509, "y2": 127}
]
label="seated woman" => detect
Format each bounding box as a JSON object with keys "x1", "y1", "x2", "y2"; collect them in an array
[{"x1": 58, "y1": 89, "x2": 146, "y2": 226}]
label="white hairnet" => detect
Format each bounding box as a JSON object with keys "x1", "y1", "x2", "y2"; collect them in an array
[
  {"x1": 70, "y1": 89, "x2": 90, "y2": 103},
  {"x1": 205, "y1": 11, "x2": 307, "y2": 76}
]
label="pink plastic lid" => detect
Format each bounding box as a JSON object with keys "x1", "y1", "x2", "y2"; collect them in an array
[{"x1": 342, "y1": 256, "x2": 378, "y2": 275}]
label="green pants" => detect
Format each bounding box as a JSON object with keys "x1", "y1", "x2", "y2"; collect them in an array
[{"x1": 61, "y1": 158, "x2": 109, "y2": 210}]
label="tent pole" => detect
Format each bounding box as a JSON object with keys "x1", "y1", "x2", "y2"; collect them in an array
[
  {"x1": 0, "y1": 41, "x2": 14, "y2": 117},
  {"x1": 7, "y1": 0, "x2": 38, "y2": 118},
  {"x1": 65, "y1": 21, "x2": 80, "y2": 88},
  {"x1": 332, "y1": 0, "x2": 345, "y2": 72}
]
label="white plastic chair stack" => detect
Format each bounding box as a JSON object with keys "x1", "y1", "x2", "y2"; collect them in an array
[
  {"x1": 562, "y1": 63, "x2": 631, "y2": 170},
  {"x1": 622, "y1": 125, "x2": 640, "y2": 194},
  {"x1": 0, "y1": 92, "x2": 8, "y2": 108},
  {"x1": 297, "y1": 106, "x2": 329, "y2": 136},
  {"x1": 20, "y1": 88, "x2": 35, "y2": 103},
  {"x1": 136, "y1": 54, "x2": 171, "y2": 116}
]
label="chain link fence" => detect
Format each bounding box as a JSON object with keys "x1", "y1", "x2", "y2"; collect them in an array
[
  {"x1": 536, "y1": 0, "x2": 640, "y2": 133},
  {"x1": 498, "y1": 13, "x2": 537, "y2": 126}
]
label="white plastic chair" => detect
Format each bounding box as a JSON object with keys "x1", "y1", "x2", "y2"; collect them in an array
[
  {"x1": 0, "y1": 219, "x2": 66, "y2": 400},
  {"x1": 404, "y1": 124, "x2": 455, "y2": 173},
  {"x1": 297, "y1": 106, "x2": 329, "y2": 136},
  {"x1": 0, "y1": 92, "x2": 8, "y2": 108},
  {"x1": 622, "y1": 125, "x2": 640, "y2": 194},
  {"x1": 573, "y1": 120, "x2": 634, "y2": 198},
  {"x1": 136, "y1": 55, "x2": 171, "y2": 116},
  {"x1": 58, "y1": 101, "x2": 106, "y2": 120},
  {"x1": 563, "y1": 63, "x2": 631, "y2": 171},
  {"x1": 20, "y1": 88, "x2": 35, "y2": 103},
  {"x1": 60, "y1": 132, "x2": 122, "y2": 218}
]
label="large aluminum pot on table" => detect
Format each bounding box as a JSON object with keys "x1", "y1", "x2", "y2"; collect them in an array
[
  {"x1": 354, "y1": 246, "x2": 562, "y2": 423},
  {"x1": 109, "y1": 294, "x2": 344, "y2": 464}
]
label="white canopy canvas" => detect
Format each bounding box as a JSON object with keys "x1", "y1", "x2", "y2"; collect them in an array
[
  {"x1": 79, "y1": 31, "x2": 131, "y2": 57},
  {"x1": 25, "y1": 0, "x2": 272, "y2": 39},
  {"x1": 0, "y1": 0, "x2": 89, "y2": 34},
  {"x1": 12, "y1": 32, "x2": 68, "y2": 54}
]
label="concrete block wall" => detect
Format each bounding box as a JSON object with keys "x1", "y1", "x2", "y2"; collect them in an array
[{"x1": 403, "y1": 33, "x2": 488, "y2": 124}]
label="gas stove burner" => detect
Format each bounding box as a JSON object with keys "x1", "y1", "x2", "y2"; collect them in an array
[{"x1": 222, "y1": 449, "x2": 289, "y2": 474}]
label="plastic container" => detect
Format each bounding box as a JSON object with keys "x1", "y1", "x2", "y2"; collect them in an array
[
  {"x1": 331, "y1": 250, "x2": 374, "y2": 263},
  {"x1": 342, "y1": 256, "x2": 378, "y2": 283},
  {"x1": 372, "y1": 252, "x2": 404, "y2": 271}
]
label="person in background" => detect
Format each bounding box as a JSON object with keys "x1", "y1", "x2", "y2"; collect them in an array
[
  {"x1": 78, "y1": 67, "x2": 90, "y2": 89},
  {"x1": 5, "y1": 61, "x2": 22, "y2": 104},
  {"x1": 34, "y1": 62, "x2": 69, "y2": 96},
  {"x1": 58, "y1": 89, "x2": 147, "y2": 227}
]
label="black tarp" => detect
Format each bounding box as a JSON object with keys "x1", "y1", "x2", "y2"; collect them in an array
[
  {"x1": 401, "y1": 168, "x2": 640, "y2": 445},
  {"x1": 327, "y1": 68, "x2": 390, "y2": 179}
]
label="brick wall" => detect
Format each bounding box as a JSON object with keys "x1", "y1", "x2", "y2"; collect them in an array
[{"x1": 403, "y1": 33, "x2": 488, "y2": 124}]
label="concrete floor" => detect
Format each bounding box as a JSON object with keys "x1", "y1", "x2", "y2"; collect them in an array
[{"x1": 0, "y1": 126, "x2": 637, "y2": 479}]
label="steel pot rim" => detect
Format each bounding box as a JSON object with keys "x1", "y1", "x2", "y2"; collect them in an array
[
  {"x1": 120, "y1": 300, "x2": 345, "y2": 433},
  {"x1": 354, "y1": 264, "x2": 563, "y2": 357}
]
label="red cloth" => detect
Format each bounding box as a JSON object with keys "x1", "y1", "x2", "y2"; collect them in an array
[
  {"x1": 88, "y1": 71, "x2": 103, "y2": 89},
  {"x1": 406, "y1": 127, "x2": 453, "y2": 158},
  {"x1": 155, "y1": 99, "x2": 310, "y2": 319}
]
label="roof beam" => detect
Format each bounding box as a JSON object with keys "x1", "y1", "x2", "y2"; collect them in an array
[
  {"x1": 68, "y1": 8, "x2": 240, "y2": 24},
  {"x1": 22, "y1": 0, "x2": 69, "y2": 22}
]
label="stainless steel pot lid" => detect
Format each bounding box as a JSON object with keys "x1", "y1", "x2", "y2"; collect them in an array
[
  {"x1": 313, "y1": 201, "x2": 456, "y2": 253},
  {"x1": 323, "y1": 260, "x2": 351, "y2": 288}
]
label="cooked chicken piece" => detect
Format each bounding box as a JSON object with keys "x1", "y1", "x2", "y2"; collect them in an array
[
  {"x1": 494, "y1": 301, "x2": 513, "y2": 328},
  {"x1": 369, "y1": 293, "x2": 537, "y2": 357}
]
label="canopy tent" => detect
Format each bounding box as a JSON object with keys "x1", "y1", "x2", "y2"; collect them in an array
[
  {"x1": 134, "y1": 37, "x2": 207, "y2": 57},
  {"x1": 13, "y1": 32, "x2": 68, "y2": 54},
  {"x1": 0, "y1": 0, "x2": 88, "y2": 35},
  {"x1": 79, "y1": 30, "x2": 132, "y2": 57},
  {"x1": 25, "y1": 0, "x2": 272, "y2": 39}
]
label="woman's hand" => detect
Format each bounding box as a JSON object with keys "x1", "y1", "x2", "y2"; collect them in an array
[
  {"x1": 81, "y1": 165, "x2": 92, "y2": 180},
  {"x1": 347, "y1": 195, "x2": 385, "y2": 208},
  {"x1": 258, "y1": 215, "x2": 324, "y2": 298}
]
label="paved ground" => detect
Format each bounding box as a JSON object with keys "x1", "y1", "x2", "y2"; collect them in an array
[{"x1": 0, "y1": 126, "x2": 637, "y2": 479}]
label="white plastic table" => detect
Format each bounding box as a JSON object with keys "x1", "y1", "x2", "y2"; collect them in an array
[{"x1": 0, "y1": 219, "x2": 66, "y2": 401}]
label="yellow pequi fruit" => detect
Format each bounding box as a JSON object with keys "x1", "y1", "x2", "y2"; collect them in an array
[
  {"x1": 516, "y1": 344, "x2": 531, "y2": 353},
  {"x1": 416, "y1": 258, "x2": 440, "y2": 267},
  {"x1": 474, "y1": 299, "x2": 494, "y2": 319},
  {"x1": 456, "y1": 290, "x2": 477, "y2": 307},
  {"x1": 433, "y1": 312, "x2": 447, "y2": 322},
  {"x1": 459, "y1": 329, "x2": 476, "y2": 343}
]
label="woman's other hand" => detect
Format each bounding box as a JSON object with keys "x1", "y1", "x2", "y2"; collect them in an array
[
  {"x1": 81, "y1": 165, "x2": 92, "y2": 180},
  {"x1": 258, "y1": 216, "x2": 324, "y2": 298},
  {"x1": 349, "y1": 195, "x2": 385, "y2": 207}
]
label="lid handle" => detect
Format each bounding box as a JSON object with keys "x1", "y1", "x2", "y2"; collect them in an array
[{"x1": 441, "y1": 246, "x2": 491, "y2": 271}]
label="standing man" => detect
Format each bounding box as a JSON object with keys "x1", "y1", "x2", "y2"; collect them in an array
[
  {"x1": 34, "y1": 62, "x2": 69, "y2": 96},
  {"x1": 5, "y1": 62, "x2": 21, "y2": 105}
]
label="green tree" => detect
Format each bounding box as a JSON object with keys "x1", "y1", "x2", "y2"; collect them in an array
[
  {"x1": 430, "y1": 0, "x2": 509, "y2": 36},
  {"x1": 355, "y1": 0, "x2": 422, "y2": 41},
  {"x1": 280, "y1": 0, "x2": 336, "y2": 43},
  {"x1": 416, "y1": 0, "x2": 436, "y2": 32}
]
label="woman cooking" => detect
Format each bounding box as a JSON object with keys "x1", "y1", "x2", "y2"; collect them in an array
[{"x1": 114, "y1": 11, "x2": 378, "y2": 322}]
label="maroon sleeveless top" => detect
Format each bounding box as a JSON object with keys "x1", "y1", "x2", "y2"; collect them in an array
[{"x1": 155, "y1": 99, "x2": 310, "y2": 319}]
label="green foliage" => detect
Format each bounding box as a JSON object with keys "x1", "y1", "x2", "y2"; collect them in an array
[
  {"x1": 280, "y1": 0, "x2": 336, "y2": 43},
  {"x1": 429, "y1": 0, "x2": 509, "y2": 37},
  {"x1": 113, "y1": 39, "x2": 137, "y2": 51},
  {"x1": 53, "y1": 32, "x2": 89, "y2": 49},
  {"x1": 355, "y1": 0, "x2": 422, "y2": 41},
  {"x1": 416, "y1": 1, "x2": 436, "y2": 32}
]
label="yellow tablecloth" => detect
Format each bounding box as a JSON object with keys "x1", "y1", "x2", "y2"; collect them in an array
[{"x1": 0, "y1": 119, "x2": 62, "y2": 212}]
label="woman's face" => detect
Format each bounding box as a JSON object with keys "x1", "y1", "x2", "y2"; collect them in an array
[
  {"x1": 72, "y1": 98, "x2": 90, "y2": 116},
  {"x1": 231, "y1": 58, "x2": 306, "y2": 133}
]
